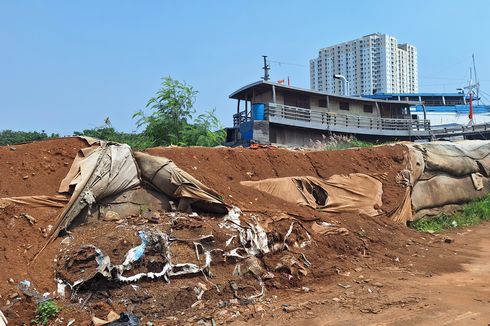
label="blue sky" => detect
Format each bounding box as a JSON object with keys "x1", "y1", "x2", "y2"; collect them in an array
[{"x1": 1, "y1": 0, "x2": 490, "y2": 134}]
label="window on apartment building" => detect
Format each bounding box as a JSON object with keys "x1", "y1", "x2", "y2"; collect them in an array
[
  {"x1": 339, "y1": 102, "x2": 350, "y2": 111},
  {"x1": 363, "y1": 105, "x2": 373, "y2": 113}
]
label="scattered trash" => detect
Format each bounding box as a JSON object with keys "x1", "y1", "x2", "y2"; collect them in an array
[
  {"x1": 20, "y1": 213, "x2": 37, "y2": 225},
  {"x1": 56, "y1": 280, "x2": 66, "y2": 299},
  {"x1": 337, "y1": 283, "x2": 351, "y2": 289},
  {"x1": 0, "y1": 310, "x2": 7, "y2": 326},
  {"x1": 106, "y1": 313, "x2": 140, "y2": 326},
  {"x1": 18, "y1": 280, "x2": 46, "y2": 303},
  {"x1": 92, "y1": 311, "x2": 121, "y2": 326}
]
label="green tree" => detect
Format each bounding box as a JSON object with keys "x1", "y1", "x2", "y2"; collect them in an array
[
  {"x1": 182, "y1": 109, "x2": 226, "y2": 146},
  {"x1": 133, "y1": 76, "x2": 197, "y2": 146}
]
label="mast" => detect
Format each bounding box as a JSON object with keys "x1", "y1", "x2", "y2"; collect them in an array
[
  {"x1": 472, "y1": 54, "x2": 480, "y2": 105},
  {"x1": 261, "y1": 56, "x2": 270, "y2": 81}
]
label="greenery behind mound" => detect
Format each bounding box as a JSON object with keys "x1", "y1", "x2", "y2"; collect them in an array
[
  {"x1": 77, "y1": 77, "x2": 226, "y2": 150},
  {"x1": 0, "y1": 130, "x2": 60, "y2": 146},
  {"x1": 410, "y1": 193, "x2": 490, "y2": 233},
  {"x1": 1, "y1": 77, "x2": 226, "y2": 150}
]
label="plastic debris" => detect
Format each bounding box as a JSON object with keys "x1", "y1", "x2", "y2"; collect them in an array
[
  {"x1": 17, "y1": 280, "x2": 49, "y2": 303},
  {"x1": 0, "y1": 310, "x2": 7, "y2": 326},
  {"x1": 106, "y1": 313, "x2": 140, "y2": 326}
]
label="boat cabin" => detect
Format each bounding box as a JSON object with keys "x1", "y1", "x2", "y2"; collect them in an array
[{"x1": 226, "y1": 81, "x2": 429, "y2": 146}]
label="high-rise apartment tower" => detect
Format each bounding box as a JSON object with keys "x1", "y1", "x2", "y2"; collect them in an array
[{"x1": 310, "y1": 33, "x2": 418, "y2": 95}]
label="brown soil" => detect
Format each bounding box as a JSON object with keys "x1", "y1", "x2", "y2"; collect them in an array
[
  {"x1": 144, "y1": 145, "x2": 407, "y2": 215},
  {"x1": 0, "y1": 137, "x2": 89, "y2": 197},
  {"x1": 0, "y1": 139, "x2": 485, "y2": 325}
]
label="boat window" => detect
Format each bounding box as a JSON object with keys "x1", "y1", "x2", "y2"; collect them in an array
[
  {"x1": 363, "y1": 104, "x2": 373, "y2": 113},
  {"x1": 340, "y1": 102, "x2": 350, "y2": 111}
]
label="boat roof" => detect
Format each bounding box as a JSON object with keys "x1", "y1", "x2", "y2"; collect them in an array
[
  {"x1": 366, "y1": 92, "x2": 465, "y2": 98},
  {"x1": 229, "y1": 80, "x2": 419, "y2": 105}
]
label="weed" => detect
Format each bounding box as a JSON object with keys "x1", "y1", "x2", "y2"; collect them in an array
[
  {"x1": 355, "y1": 229, "x2": 368, "y2": 238},
  {"x1": 139, "y1": 204, "x2": 148, "y2": 215},
  {"x1": 32, "y1": 300, "x2": 60, "y2": 325},
  {"x1": 307, "y1": 134, "x2": 379, "y2": 151},
  {"x1": 410, "y1": 193, "x2": 490, "y2": 233}
]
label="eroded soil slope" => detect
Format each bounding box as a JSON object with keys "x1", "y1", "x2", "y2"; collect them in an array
[{"x1": 0, "y1": 139, "x2": 477, "y2": 325}]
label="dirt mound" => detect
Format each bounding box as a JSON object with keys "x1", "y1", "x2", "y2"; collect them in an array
[
  {"x1": 145, "y1": 145, "x2": 407, "y2": 215},
  {"x1": 0, "y1": 139, "x2": 463, "y2": 325},
  {"x1": 0, "y1": 137, "x2": 89, "y2": 197}
]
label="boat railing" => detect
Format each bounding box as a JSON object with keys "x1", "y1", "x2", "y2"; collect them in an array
[{"x1": 264, "y1": 103, "x2": 431, "y2": 132}]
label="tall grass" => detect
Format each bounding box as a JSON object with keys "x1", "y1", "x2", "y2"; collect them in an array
[{"x1": 308, "y1": 134, "x2": 376, "y2": 150}]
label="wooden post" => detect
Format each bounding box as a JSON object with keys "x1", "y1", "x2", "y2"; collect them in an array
[{"x1": 245, "y1": 95, "x2": 248, "y2": 121}]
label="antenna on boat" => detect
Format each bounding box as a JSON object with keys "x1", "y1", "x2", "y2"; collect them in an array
[
  {"x1": 464, "y1": 54, "x2": 480, "y2": 125},
  {"x1": 261, "y1": 55, "x2": 270, "y2": 81},
  {"x1": 472, "y1": 54, "x2": 480, "y2": 105}
]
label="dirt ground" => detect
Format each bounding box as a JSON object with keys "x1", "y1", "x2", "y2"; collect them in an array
[
  {"x1": 0, "y1": 138, "x2": 489, "y2": 325},
  {"x1": 235, "y1": 222, "x2": 490, "y2": 326}
]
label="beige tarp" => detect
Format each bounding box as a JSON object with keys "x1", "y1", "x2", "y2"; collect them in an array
[
  {"x1": 404, "y1": 141, "x2": 490, "y2": 220},
  {"x1": 409, "y1": 141, "x2": 490, "y2": 178},
  {"x1": 412, "y1": 173, "x2": 490, "y2": 211},
  {"x1": 241, "y1": 173, "x2": 382, "y2": 217},
  {"x1": 134, "y1": 152, "x2": 228, "y2": 214},
  {"x1": 48, "y1": 143, "x2": 141, "y2": 242},
  {"x1": 46, "y1": 144, "x2": 228, "y2": 243},
  {"x1": 0, "y1": 195, "x2": 70, "y2": 208}
]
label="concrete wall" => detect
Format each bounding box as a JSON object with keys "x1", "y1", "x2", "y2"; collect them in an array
[
  {"x1": 269, "y1": 124, "x2": 329, "y2": 147},
  {"x1": 252, "y1": 120, "x2": 270, "y2": 144}
]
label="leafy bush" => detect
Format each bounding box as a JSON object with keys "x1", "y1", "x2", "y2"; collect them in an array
[
  {"x1": 32, "y1": 300, "x2": 60, "y2": 325},
  {"x1": 0, "y1": 130, "x2": 60, "y2": 146},
  {"x1": 410, "y1": 193, "x2": 490, "y2": 233},
  {"x1": 181, "y1": 109, "x2": 226, "y2": 147}
]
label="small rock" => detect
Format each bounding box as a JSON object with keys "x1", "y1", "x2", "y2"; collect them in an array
[
  {"x1": 283, "y1": 305, "x2": 301, "y2": 313},
  {"x1": 254, "y1": 304, "x2": 264, "y2": 312},
  {"x1": 301, "y1": 286, "x2": 310, "y2": 292},
  {"x1": 373, "y1": 282, "x2": 383, "y2": 288},
  {"x1": 337, "y1": 283, "x2": 351, "y2": 289},
  {"x1": 104, "y1": 211, "x2": 120, "y2": 221},
  {"x1": 9, "y1": 293, "x2": 19, "y2": 299},
  {"x1": 444, "y1": 237, "x2": 454, "y2": 244},
  {"x1": 354, "y1": 267, "x2": 363, "y2": 272},
  {"x1": 332, "y1": 297, "x2": 340, "y2": 302},
  {"x1": 23, "y1": 175, "x2": 29, "y2": 180},
  {"x1": 9, "y1": 147, "x2": 16, "y2": 151},
  {"x1": 8, "y1": 278, "x2": 14, "y2": 284}
]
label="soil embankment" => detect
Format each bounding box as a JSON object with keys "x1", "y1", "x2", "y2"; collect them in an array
[{"x1": 0, "y1": 138, "x2": 486, "y2": 325}]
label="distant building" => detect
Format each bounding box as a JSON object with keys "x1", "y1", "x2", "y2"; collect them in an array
[{"x1": 310, "y1": 33, "x2": 418, "y2": 95}]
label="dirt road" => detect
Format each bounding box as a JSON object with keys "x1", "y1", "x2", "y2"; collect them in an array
[{"x1": 239, "y1": 222, "x2": 490, "y2": 326}]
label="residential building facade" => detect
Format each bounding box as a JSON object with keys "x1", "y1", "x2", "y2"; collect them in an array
[{"x1": 310, "y1": 33, "x2": 418, "y2": 95}]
